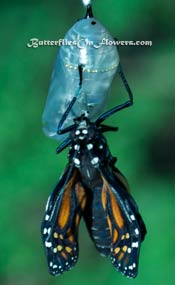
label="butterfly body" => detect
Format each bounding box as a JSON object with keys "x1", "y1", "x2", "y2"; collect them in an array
[{"x1": 41, "y1": 116, "x2": 146, "y2": 278}]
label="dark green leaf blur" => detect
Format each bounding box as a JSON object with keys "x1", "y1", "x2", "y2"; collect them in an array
[{"x1": 0, "y1": 0, "x2": 174, "y2": 284}]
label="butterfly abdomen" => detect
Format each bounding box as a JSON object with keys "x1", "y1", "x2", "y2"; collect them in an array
[{"x1": 88, "y1": 187, "x2": 111, "y2": 256}]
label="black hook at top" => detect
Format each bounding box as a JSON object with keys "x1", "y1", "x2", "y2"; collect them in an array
[{"x1": 85, "y1": 4, "x2": 93, "y2": 18}]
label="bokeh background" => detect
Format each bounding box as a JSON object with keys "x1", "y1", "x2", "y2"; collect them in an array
[{"x1": 0, "y1": 0, "x2": 174, "y2": 284}]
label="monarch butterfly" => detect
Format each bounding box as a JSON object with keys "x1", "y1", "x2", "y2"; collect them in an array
[
  {"x1": 41, "y1": 106, "x2": 146, "y2": 278},
  {"x1": 42, "y1": 1, "x2": 133, "y2": 141}
]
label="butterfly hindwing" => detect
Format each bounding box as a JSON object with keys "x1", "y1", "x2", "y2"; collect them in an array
[{"x1": 41, "y1": 166, "x2": 87, "y2": 276}]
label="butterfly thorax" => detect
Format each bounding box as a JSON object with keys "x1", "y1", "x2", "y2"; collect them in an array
[{"x1": 68, "y1": 119, "x2": 115, "y2": 188}]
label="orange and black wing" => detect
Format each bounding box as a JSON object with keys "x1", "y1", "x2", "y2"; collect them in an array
[
  {"x1": 96, "y1": 166, "x2": 146, "y2": 278},
  {"x1": 41, "y1": 165, "x2": 87, "y2": 276}
]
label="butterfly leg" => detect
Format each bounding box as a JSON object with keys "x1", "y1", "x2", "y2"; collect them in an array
[
  {"x1": 57, "y1": 65, "x2": 84, "y2": 134},
  {"x1": 118, "y1": 63, "x2": 133, "y2": 104},
  {"x1": 96, "y1": 61, "x2": 133, "y2": 125},
  {"x1": 96, "y1": 99, "x2": 133, "y2": 125},
  {"x1": 56, "y1": 137, "x2": 72, "y2": 154}
]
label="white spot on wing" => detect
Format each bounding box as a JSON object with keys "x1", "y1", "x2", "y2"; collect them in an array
[
  {"x1": 132, "y1": 242, "x2": 139, "y2": 248},
  {"x1": 43, "y1": 228, "x2": 47, "y2": 234},
  {"x1": 130, "y1": 215, "x2": 135, "y2": 221},
  {"x1": 135, "y1": 228, "x2": 139, "y2": 235},
  {"x1": 45, "y1": 214, "x2": 50, "y2": 221},
  {"x1": 45, "y1": 241, "x2": 52, "y2": 248},
  {"x1": 53, "y1": 265, "x2": 57, "y2": 269}
]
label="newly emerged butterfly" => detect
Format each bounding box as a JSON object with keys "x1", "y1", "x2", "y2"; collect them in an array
[
  {"x1": 41, "y1": 1, "x2": 145, "y2": 276},
  {"x1": 41, "y1": 113, "x2": 146, "y2": 278}
]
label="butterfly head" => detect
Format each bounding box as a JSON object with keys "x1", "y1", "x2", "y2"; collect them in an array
[{"x1": 71, "y1": 115, "x2": 98, "y2": 143}]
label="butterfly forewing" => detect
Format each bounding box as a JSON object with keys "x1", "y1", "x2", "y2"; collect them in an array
[
  {"x1": 99, "y1": 167, "x2": 146, "y2": 278},
  {"x1": 41, "y1": 167, "x2": 87, "y2": 276}
]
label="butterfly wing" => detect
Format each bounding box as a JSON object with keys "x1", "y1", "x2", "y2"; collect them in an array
[
  {"x1": 101, "y1": 166, "x2": 146, "y2": 278},
  {"x1": 41, "y1": 165, "x2": 87, "y2": 276},
  {"x1": 111, "y1": 167, "x2": 146, "y2": 242}
]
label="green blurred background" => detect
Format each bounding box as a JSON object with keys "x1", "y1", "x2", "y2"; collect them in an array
[{"x1": 0, "y1": 0, "x2": 174, "y2": 284}]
